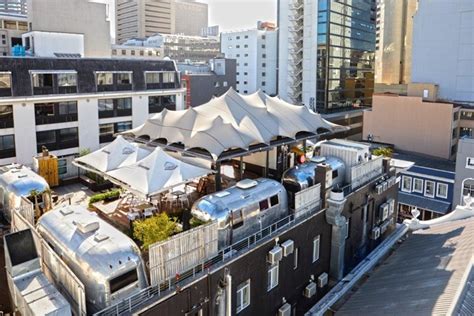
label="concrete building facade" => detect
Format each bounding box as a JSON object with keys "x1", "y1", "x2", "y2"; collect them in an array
[
  {"x1": 0, "y1": 12, "x2": 26, "y2": 56},
  {"x1": 453, "y1": 137, "x2": 474, "y2": 208},
  {"x1": 0, "y1": 0, "x2": 26, "y2": 15},
  {"x1": 363, "y1": 89, "x2": 461, "y2": 160},
  {"x1": 178, "y1": 58, "x2": 237, "y2": 107},
  {"x1": 173, "y1": 0, "x2": 207, "y2": 36},
  {"x1": 27, "y1": 0, "x2": 111, "y2": 58},
  {"x1": 0, "y1": 57, "x2": 184, "y2": 181},
  {"x1": 116, "y1": 0, "x2": 174, "y2": 44},
  {"x1": 411, "y1": 0, "x2": 474, "y2": 102},
  {"x1": 375, "y1": 0, "x2": 417, "y2": 84},
  {"x1": 220, "y1": 27, "x2": 277, "y2": 95}
]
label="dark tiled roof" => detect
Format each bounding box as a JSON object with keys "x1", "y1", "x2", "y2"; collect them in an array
[
  {"x1": 336, "y1": 217, "x2": 474, "y2": 316},
  {"x1": 398, "y1": 192, "x2": 451, "y2": 214},
  {"x1": 406, "y1": 165, "x2": 455, "y2": 180}
]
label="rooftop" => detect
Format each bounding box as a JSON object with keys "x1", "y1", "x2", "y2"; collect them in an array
[{"x1": 336, "y1": 216, "x2": 474, "y2": 315}]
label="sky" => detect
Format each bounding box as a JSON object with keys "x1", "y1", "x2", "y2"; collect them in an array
[{"x1": 203, "y1": 0, "x2": 277, "y2": 31}]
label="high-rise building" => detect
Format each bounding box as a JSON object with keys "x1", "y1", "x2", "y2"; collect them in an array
[
  {"x1": 375, "y1": 0, "x2": 417, "y2": 84},
  {"x1": 411, "y1": 0, "x2": 474, "y2": 102},
  {"x1": 221, "y1": 24, "x2": 278, "y2": 95},
  {"x1": 0, "y1": 0, "x2": 26, "y2": 15},
  {"x1": 116, "y1": 0, "x2": 174, "y2": 44},
  {"x1": 173, "y1": 0, "x2": 208, "y2": 36},
  {"x1": 0, "y1": 13, "x2": 27, "y2": 56},
  {"x1": 278, "y1": 0, "x2": 377, "y2": 113},
  {"x1": 27, "y1": 0, "x2": 111, "y2": 57}
]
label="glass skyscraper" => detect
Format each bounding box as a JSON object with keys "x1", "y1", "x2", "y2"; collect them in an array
[{"x1": 316, "y1": 0, "x2": 376, "y2": 113}]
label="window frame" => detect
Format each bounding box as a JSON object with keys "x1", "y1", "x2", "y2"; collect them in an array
[
  {"x1": 267, "y1": 263, "x2": 279, "y2": 291},
  {"x1": 436, "y1": 183, "x2": 448, "y2": 199},
  {"x1": 236, "y1": 279, "x2": 251, "y2": 313},
  {"x1": 401, "y1": 175, "x2": 412, "y2": 193},
  {"x1": 412, "y1": 178, "x2": 423, "y2": 193},
  {"x1": 312, "y1": 235, "x2": 320, "y2": 263},
  {"x1": 424, "y1": 180, "x2": 435, "y2": 198}
]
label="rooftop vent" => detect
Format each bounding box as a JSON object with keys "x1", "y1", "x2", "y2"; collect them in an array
[
  {"x1": 311, "y1": 156, "x2": 326, "y2": 164},
  {"x1": 59, "y1": 208, "x2": 74, "y2": 216},
  {"x1": 94, "y1": 234, "x2": 109, "y2": 242},
  {"x1": 215, "y1": 191, "x2": 230, "y2": 198},
  {"x1": 236, "y1": 179, "x2": 258, "y2": 190},
  {"x1": 76, "y1": 220, "x2": 100, "y2": 234}
]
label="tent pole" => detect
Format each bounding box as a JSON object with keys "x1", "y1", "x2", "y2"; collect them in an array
[
  {"x1": 239, "y1": 156, "x2": 244, "y2": 180},
  {"x1": 215, "y1": 161, "x2": 222, "y2": 191},
  {"x1": 264, "y1": 150, "x2": 269, "y2": 178}
]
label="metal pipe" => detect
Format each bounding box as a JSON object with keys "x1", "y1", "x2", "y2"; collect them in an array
[
  {"x1": 225, "y1": 273, "x2": 232, "y2": 316},
  {"x1": 264, "y1": 150, "x2": 269, "y2": 177},
  {"x1": 215, "y1": 161, "x2": 222, "y2": 191}
]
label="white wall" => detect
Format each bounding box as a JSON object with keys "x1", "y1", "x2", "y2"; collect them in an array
[
  {"x1": 221, "y1": 28, "x2": 277, "y2": 95},
  {"x1": 12, "y1": 102, "x2": 36, "y2": 166},
  {"x1": 412, "y1": 0, "x2": 474, "y2": 102},
  {"x1": 78, "y1": 99, "x2": 99, "y2": 152},
  {"x1": 278, "y1": 0, "x2": 290, "y2": 102},
  {"x1": 302, "y1": 0, "x2": 318, "y2": 109},
  {"x1": 23, "y1": 31, "x2": 85, "y2": 57}
]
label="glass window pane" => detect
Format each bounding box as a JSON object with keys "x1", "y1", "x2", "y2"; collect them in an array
[
  {"x1": 57, "y1": 73, "x2": 77, "y2": 87},
  {"x1": 97, "y1": 72, "x2": 113, "y2": 85},
  {"x1": 146, "y1": 72, "x2": 160, "y2": 84},
  {"x1": 98, "y1": 99, "x2": 114, "y2": 111},
  {"x1": 0, "y1": 73, "x2": 11, "y2": 88},
  {"x1": 117, "y1": 73, "x2": 132, "y2": 85}
]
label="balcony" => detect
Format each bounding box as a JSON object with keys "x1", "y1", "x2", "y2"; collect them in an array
[
  {"x1": 98, "y1": 108, "x2": 132, "y2": 119},
  {"x1": 37, "y1": 139, "x2": 79, "y2": 153},
  {"x1": 146, "y1": 82, "x2": 178, "y2": 90},
  {"x1": 35, "y1": 114, "x2": 78, "y2": 125},
  {"x1": 0, "y1": 148, "x2": 15, "y2": 158}
]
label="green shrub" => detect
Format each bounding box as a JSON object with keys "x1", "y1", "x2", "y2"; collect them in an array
[
  {"x1": 88, "y1": 189, "x2": 121, "y2": 207},
  {"x1": 133, "y1": 213, "x2": 178, "y2": 250},
  {"x1": 372, "y1": 147, "x2": 393, "y2": 157}
]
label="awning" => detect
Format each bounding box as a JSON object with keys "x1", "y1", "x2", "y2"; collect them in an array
[
  {"x1": 73, "y1": 135, "x2": 151, "y2": 173},
  {"x1": 398, "y1": 192, "x2": 452, "y2": 215},
  {"x1": 122, "y1": 88, "x2": 346, "y2": 160}
]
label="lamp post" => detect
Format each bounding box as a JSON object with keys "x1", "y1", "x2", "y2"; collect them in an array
[{"x1": 460, "y1": 177, "x2": 474, "y2": 206}]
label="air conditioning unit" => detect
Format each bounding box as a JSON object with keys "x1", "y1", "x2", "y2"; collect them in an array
[
  {"x1": 267, "y1": 246, "x2": 283, "y2": 264},
  {"x1": 317, "y1": 272, "x2": 328, "y2": 288},
  {"x1": 304, "y1": 281, "x2": 317, "y2": 298},
  {"x1": 375, "y1": 184, "x2": 383, "y2": 194},
  {"x1": 281, "y1": 240, "x2": 294, "y2": 257},
  {"x1": 380, "y1": 203, "x2": 389, "y2": 221},
  {"x1": 382, "y1": 181, "x2": 388, "y2": 191},
  {"x1": 388, "y1": 198, "x2": 395, "y2": 215},
  {"x1": 278, "y1": 303, "x2": 291, "y2": 316},
  {"x1": 370, "y1": 227, "x2": 381, "y2": 240}
]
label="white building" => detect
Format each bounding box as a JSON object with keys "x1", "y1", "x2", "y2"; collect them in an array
[
  {"x1": 0, "y1": 57, "x2": 184, "y2": 180},
  {"x1": 22, "y1": 31, "x2": 85, "y2": 57},
  {"x1": 220, "y1": 25, "x2": 277, "y2": 95}
]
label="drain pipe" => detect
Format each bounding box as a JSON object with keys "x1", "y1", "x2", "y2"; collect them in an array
[{"x1": 225, "y1": 270, "x2": 232, "y2": 316}]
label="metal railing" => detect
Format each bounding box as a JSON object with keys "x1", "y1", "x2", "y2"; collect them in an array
[{"x1": 95, "y1": 208, "x2": 318, "y2": 316}]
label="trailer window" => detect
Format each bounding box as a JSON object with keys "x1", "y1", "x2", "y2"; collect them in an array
[
  {"x1": 231, "y1": 210, "x2": 244, "y2": 229},
  {"x1": 259, "y1": 199, "x2": 269, "y2": 211},
  {"x1": 109, "y1": 269, "x2": 138, "y2": 294},
  {"x1": 270, "y1": 194, "x2": 279, "y2": 207},
  {"x1": 332, "y1": 169, "x2": 338, "y2": 179}
]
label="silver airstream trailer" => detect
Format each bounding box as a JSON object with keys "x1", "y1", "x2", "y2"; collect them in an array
[
  {"x1": 36, "y1": 205, "x2": 148, "y2": 314},
  {"x1": 0, "y1": 164, "x2": 50, "y2": 223},
  {"x1": 192, "y1": 178, "x2": 288, "y2": 248},
  {"x1": 282, "y1": 156, "x2": 345, "y2": 209}
]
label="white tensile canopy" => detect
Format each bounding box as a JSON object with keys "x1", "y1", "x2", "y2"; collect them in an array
[
  {"x1": 73, "y1": 137, "x2": 213, "y2": 198},
  {"x1": 107, "y1": 147, "x2": 212, "y2": 198},
  {"x1": 123, "y1": 88, "x2": 345, "y2": 159},
  {"x1": 73, "y1": 135, "x2": 152, "y2": 173}
]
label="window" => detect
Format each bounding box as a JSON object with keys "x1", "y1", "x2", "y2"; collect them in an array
[
  {"x1": 244, "y1": 44, "x2": 248, "y2": 48},
  {"x1": 98, "y1": 98, "x2": 132, "y2": 118},
  {"x1": 117, "y1": 73, "x2": 132, "y2": 85},
  {"x1": 58, "y1": 159, "x2": 67, "y2": 175},
  {"x1": 236, "y1": 45, "x2": 240, "y2": 48},
  {"x1": 262, "y1": 35, "x2": 266, "y2": 40},
  {"x1": 115, "y1": 121, "x2": 132, "y2": 132},
  {"x1": 236, "y1": 280, "x2": 250, "y2": 313},
  {"x1": 262, "y1": 72, "x2": 266, "y2": 77},
  {"x1": 436, "y1": 183, "x2": 448, "y2": 199},
  {"x1": 131, "y1": 50, "x2": 135, "y2": 56},
  {"x1": 401, "y1": 176, "x2": 412, "y2": 192},
  {"x1": 109, "y1": 269, "x2": 138, "y2": 293},
  {"x1": 424, "y1": 180, "x2": 435, "y2": 198},
  {"x1": 259, "y1": 199, "x2": 269, "y2": 211},
  {"x1": 37, "y1": 130, "x2": 56, "y2": 145},
  {"x1": 163, "y1": 72, "x2": 175, "y2": 83},
  {"x1": 57, "y1": 73, "x2": 77, "y2": 87},
  {"x1": 267, "y1": 264, "x2": 279, "y2": 291},
  {"x1": 244, "y1": 35, "x2": 248, "y2": 39},
  {"x1": 412, "y1": 178, "x2": 423, "y2": 193},
  {"x1": 214, "y1": 82, "x2": 220, "y2": 88},
  {"x1": 244, "y1": 63, "x2": 248, "y2": 66},
  {"x1": 270, "y1": 194, "x2": 279, "y2": 207},
  {"x1": 244, "y1": 72, "x2": 248, "y2": 75},
  {"x1": 312, "y1": 235, "x2": 320, "y2": 262},
  {"x1": 98, "y1": 99, "x2": 114, "y2": 112},
  {"x1": 97, "y1": 72, "x2": 113, "y2": 85},
  {"x1": 236, "y1": 36, "x2": 240, "y2": 40},
  {"x1": 236, "y1": 54, "x2": 240, "y2": 57},
  {"x1": 262, "y1": 44, "x2": 266, "y2": 48},
  {"x1": 116, "y1": 98, "x2": 132, "y2": 110},
  {"x1": 32, "y1": 73, "x2": 53, "y2": 87},
  {"x1": 244, "y1": 53, "x2": 248, "y2": 57},
  {"x1": 223, "y1": 81, "x2": 228, "y2": 87},
  {"x1": 122, "y1": 49, "x2": 126, "y2": 55},
  {"x1": 262, "y1": 54, "x2": 266, "y2": 58},
  {"x1": 58, "y1": 101, "x2": 77, "y2": 116},
  {"x1": 231, "y1": 209, "x2": 244, "y2": 229},
  {"x1": 467, "y1": 157, "x2": 474, "y2": 169},
  {"x1": 0, "y1": 72, "x2": 11, "y2": 88},
  {"x1": 59, "y1": 128, "x2": 78, "y2": 142},
  {"x1": 99, "y1": 123, "x2": 114, "y2": 137},
  {"x1": 261, "y1": 81, "x2": 266, "y2": 86},
  {"x1": 112, "y1": 49, "x2": 117, "y2": 55},
  {"x1": 293, "y1": 248, "x2": 298, "y2": 270},
  {"x1": 146, "y1": 72, "x2": 160, "y2": 84},
  {"x1": 262, "y1": 63, "x2": 266, "y2": 67},
  {"x1": 0, "y1": 135, "x2": 14, "y2": 151}
]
